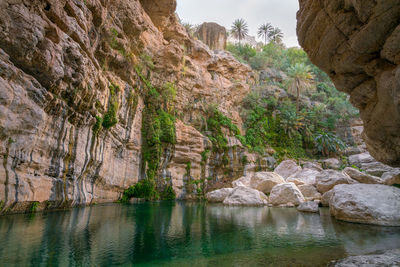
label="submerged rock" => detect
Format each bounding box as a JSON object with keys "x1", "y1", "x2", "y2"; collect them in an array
[
  {"x1": 269, "y1": 183, "x2": 305, "y2": 207},
  {"x1": 223, "y1": 186, "x2": 268, "y2": 206},
  {"x1": 297, "y1": 201, "x2": 319, "y2": 213},
  {"x1": 333, "y1": 249, "x2": 400, "y2": 267},
  {"x1": 330, "y1": 184, "x2": 400, "y2": 226},
  {"x1": 274, "y1": 160, "x2": 302, "y2": 179},
  {"x1": 206, "y1": 188, "x2": 234, "y2": 203}
]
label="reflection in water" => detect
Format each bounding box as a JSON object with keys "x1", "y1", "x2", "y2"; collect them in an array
[{"x1": 0, "y1": 202, "x2": 399, "y2": 266}]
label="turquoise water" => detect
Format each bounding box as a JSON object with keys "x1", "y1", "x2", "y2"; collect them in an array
[{"x1": 0, "y1": 202, "x2": 399, "y2": 267}]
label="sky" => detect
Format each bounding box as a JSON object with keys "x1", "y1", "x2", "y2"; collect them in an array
[{"x1": 176, "y1": 0, "x2": 300, "y2": 47}]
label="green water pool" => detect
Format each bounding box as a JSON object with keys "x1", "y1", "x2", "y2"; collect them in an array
[{"x1": 0, "y1": 202, "x2": 399, "y2": 266}]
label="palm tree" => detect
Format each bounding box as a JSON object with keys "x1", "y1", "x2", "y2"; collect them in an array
[
  {"x1": 287, "y1": 63, "x2": 313, "y2": 113},
  {"x1": 231, "y1": 19, "x2": 249, "y2": 46},
  {"x1": 268, "y1": 27, "x2": 284, "y2": 43},
  {"x1": 258, "y1": 23, "x2": 272, "y2": 45}
]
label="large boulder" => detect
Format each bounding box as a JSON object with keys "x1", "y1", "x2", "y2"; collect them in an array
[
  {"x1": 274, "y1": 160, "x2": 302, "y2": 179},
  {"x1": 321, "y1": 190, "x2": 334, "y2": 207},
  {"x1": 334, "y1": 249, "x2": 400, "y2": 267},
  {"x1": 287, "y1": 168, "x2": 320, "y2": 185},
  {"x1": 298, "y1": 185, "x2": 322, "y2": 201},
  {"x1": 223, "y1": 186, "x2": 268, "y2": 206},
  {"x1": 349, "y1": 152, "x2": 397, "y2": 176},
  {"x1": 330, "y1": 184, "x2": 400, "y2": 226},
  {"x1": 381, "y1": 170, "x2": 400, "y2": 186},
  {"x1": 315, "y1": 170, "x2": 354, "y2": 194},
  {"x1": 232, "y1": 176, "x2": 251, "y2": 188},
  {"x1": 195, "y1": 22, "x2": 227, "y2": 50},
  {"x1": 297, "y1": 201, "x2": 319, "y2": 213},
  {"x1": 206, "y1": 188, "x2": 234, "y2": 203},
  {"x1": 302, "y1": 162, "x2": 323, "y2": 172},
  {"x1": 322, "y1": 158, "x2": 341, "y2": 170},
  {"x1": 297, "y1": 0, "x2": 400, "y2": 167},
  {"x1": 269, "y1": 183, "x2": 305, "y2": 207},
  {"x1": 250, "y1": 172, "x2": 285, "y2": 194},
  {"x1": 343, "y1": 167, "x2": 382, "y2": 184}
]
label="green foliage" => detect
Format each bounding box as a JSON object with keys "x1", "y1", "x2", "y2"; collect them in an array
[
  {"x1": 314, "y1": 132, "x2": 346, "y2": 157},
  {"x1": 30, "y1": 201, "x2": 39, "y2": 213},
  {"x1": 205, "y1": 106, "x2": 245, "y2": 152},
  {"x1": 0, "y1": 200, "x2": 4, "y2": 211},
  {"x1": 159, "y1": 111, "x2": 176, "y2": 144},
  {"x1": 160, "y1": 185, "x2": 176, "y2": 200},
  {"x1": 92, "y1": 116, "x2": 103, "y2": 136},
  {"x1": 121, "y1": 179, "x2": 158, "y2": 202},
  {"x1": 102, "y1": 84, "x2": 119, "y2": 129},
  {"x1": 241, "y1": 155, "x2": 248, "y2": 166},
  {"x1": 186, "y1": 162, "x2": 192, "y2": 176}
]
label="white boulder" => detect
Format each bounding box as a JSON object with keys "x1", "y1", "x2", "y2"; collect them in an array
[
  {"x1": 274, "y1": 160, "x2": 302, "y2": 179},
  {"x1": 343, "y1": 167, "x2": 382, "y2": 184},
  {"x1": 298, "y1": 184, "x2": 322, "y2": 201},
  {"x1": 250, "y1": 172, "x2": 285, "y2": 194},
  {"x1": 287, "y1": 168, "x2": 320, "y2": 185},
  {"x1": 269, "y1": 183, "x2": 305, "y2": 207},
  {"x1": 315, "y1": 170, "x2": 354, "y2": 194},
  {"x1": 330, "y1": 184, "x2": 400, "y2": 226},
  {"x1": 206, "y1": 188, "x2": 234, "y2": 203},
  {"x1": 223, "y1": 186, "x2": 268, "y2": 206}
]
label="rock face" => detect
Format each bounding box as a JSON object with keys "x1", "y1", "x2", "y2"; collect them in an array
[
  {"x1": 0, "y1": 0, "x2": 256, "y2": 213},
  {"x1": 269, "y1": 183, "x2": 305, "y2": 207},
  {"x1": 205, "y1": 188, "x2": 233, "y2": 203},
  {"x1": 297, "y1": 201, "x2": 319, "y2": 213},
  {"x1": 333, "y1": 249, "x2": 400, "y2": 267},
  {"x1": 274, "y1": 160, "x2": 302, "y2": 179},
  {"x1": 250, "y1": 172, "x2": 285, "y2": 194},
  {"x1": 222, "y1": 186, "x2": 268, "y2": 206},
  {"x1": 382, "y1": 170, "x2": 400, "y2": 186},
  {"x1": 297, "y1": 0, "x2": 400, "y2": 167},
  {"x1": 330, "y1": 184, "x2": 400, "y2": 226},
  {"x1": 321, "y1": 190, "x2": 333, "y2": 207},
  {"x1": 315, "y1": 170, "x2": 354, "y2": 194},
  {"x1": 195, "y1": 22, "x2": 227, "y2": 50}
]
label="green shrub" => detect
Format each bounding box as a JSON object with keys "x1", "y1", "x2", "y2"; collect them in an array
[
  {"x1": 30, "y1": 201, "x2": 39, "y2": 213},
  {"x1": 314, "y1": 132, "x2": 346, "y2": 157},
  {"x1": 92, "y1": 116, "x2": 103, "y2": 135},
  {"x1": 121, "y1": 179, "x2": 158, "y2": 202},
  {"x1": 160, "y1": 185, "x2": 176, "y2": 200}
]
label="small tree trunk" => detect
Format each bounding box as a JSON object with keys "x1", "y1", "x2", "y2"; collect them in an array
[{"x1": 296, "y1": 80, "x2": 300, "y2": 114}]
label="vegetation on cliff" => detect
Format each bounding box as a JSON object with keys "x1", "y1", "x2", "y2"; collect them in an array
[{"x1": 226, "y1": 41, "x2": 358, "y2": 160}]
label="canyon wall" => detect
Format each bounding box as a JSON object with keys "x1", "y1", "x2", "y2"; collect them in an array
[
  {"x1": 297, "y1": 0, "x2": 400, "y2": 166},
  {"x1": 0, "y1": 0, "x2": 258, "y2": 213}
]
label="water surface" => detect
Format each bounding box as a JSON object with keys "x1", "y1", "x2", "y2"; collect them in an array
[{"x1": 0, "y1": 202, "x2": 399, "y2": 266}]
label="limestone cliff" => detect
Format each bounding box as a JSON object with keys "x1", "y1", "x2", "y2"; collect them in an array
[
  {"x1": 297, "y1": 0, "x2": 400, "y2": 166},
  {"x1": 0, "y1": 0, "x2": 257, "y2": 213},
  {"x1": 195, "y1": 22, "x2": 227, "y2": 51}
]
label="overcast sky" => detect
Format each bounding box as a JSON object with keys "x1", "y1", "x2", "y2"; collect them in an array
[{"x1": 176, "y1": 0, "x2": 300, "y2": 47}]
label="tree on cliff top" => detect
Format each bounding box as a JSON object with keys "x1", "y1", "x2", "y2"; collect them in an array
[
  {"x1": 231, "y1": 19, "x2": 249, "y2": 46},
  {"x1": 258, "y1": 23, "x2": 273, "y2": 45}
]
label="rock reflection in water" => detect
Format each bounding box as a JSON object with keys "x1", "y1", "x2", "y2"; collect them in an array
[{"x1": 0, "y1": 203, "x2": 399, "y2": 266}]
